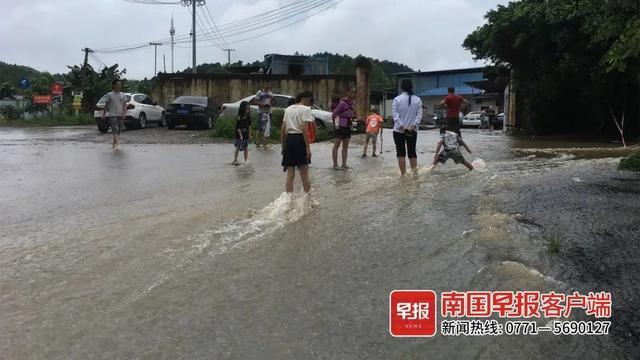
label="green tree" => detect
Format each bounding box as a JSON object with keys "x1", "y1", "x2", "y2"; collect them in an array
[
  {"x1": 65, "y1": 63, "x2": 126, "y2": 113},
  {"x1": 0, "y1": 82, "x2": 15, "y2": 99},
  {"x1": 463, "y1": 0, "x2": 640, "y2": 138}
]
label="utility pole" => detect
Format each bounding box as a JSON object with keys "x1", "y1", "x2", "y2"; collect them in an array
[
  {"x1": 150, "y1": 42, "x2": 162, "y2": 76},
  {"x1": 163, "y1": 54, "x2": 167, "y2": 73},
  {"x1": 180, "y1": 0, "x2": 205, "y2": 73},
  {"x1": 192, "y1": 0, "x2": 196, "y2": 73},
  {"x1": 170, "y1": 16, "x2": 175, "y2": 73},
  {"x1": 223, "y1": 49, "x2": 235, "y2": 67},
  {"x1": 81, "y1": 48, "x2": 93, "y2": 93}
]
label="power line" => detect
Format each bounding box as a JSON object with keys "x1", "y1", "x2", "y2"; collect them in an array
[
  {"x1": 96, "y1": 0, "x2": 339, "y2": 53},
  {"x1": 204, "y1": 0, "x2": 319, "y2": 33},
  {"x1": 191, "y1": 5, "x2": 223, "y2": 49},
  {"x1": 168, "y1": 0, "x2": 336, "y2": 46},
  {"x1": 89, "y1": 53, "x2": 107, "y2": 69},
  {"x1": 203, "y1": 3, "x2": 232, "y2": 50},
  {"x1": 223, "y1": 0, "x2": 342, "y2": 45},
  {"x1": 171, "y1": 0, "x2": 329, "y2": 43},
  {"x1": 94, "y1": 44, "x2": 152, "y2": 54},
  {"x1": 102, "y1": 0, "x2": 327, "y2": 49},
  {"x1": 124, "y1": 0, "x2": 180, "y2": 4}
]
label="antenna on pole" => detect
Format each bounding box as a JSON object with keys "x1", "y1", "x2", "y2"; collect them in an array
[{"x1": 170, "y1": 15, "x2": 175, "y2": 73}]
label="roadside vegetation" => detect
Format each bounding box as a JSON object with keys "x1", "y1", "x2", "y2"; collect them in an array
[
  {"x1": 0, "y1": 106, "x2": 93, "y2": 127},
  {"x1": 464, "y1": 0, "x2": 640, "y2": 141},
  {"x1": 545, "y1": 230, "x2": 564, "y2": 255},
  {"x1": 619, "y1": 150, "x2": 640, "y2": 171}
]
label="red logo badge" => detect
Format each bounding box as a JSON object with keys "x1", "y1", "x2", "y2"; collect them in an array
[{"x1": 389, "y1": 290, "x2": 437, "y2": 337}]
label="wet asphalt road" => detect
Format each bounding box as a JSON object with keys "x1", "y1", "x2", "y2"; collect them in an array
[{"x1": 1, "y1": 126, "x2": 639, "y2": 359}]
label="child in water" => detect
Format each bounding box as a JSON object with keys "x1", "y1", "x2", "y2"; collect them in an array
[
  {"x1": 431, "y1": 123, "x2": 474, "y2": 170},
  {"x1": 233, "y1": 101, "x2": 252, "y2": 165}
]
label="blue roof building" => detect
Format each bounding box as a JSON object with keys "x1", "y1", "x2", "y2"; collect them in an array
[{"x1": 395, "y1": 67, "x2": 501, "y2": 115}]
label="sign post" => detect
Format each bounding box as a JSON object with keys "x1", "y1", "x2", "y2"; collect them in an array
[
  {"x1": 72, "y1": 91, "x2": 83, "y2": 116},
  {"x1": 19, "y1": 76, "x2": 31, "y2": 90},
  {"x1": 32, "y1": 95, "x2": 52, "y2": 105},
  {"x1": 51, "y1": 83, "x2": 63, "y2": 95}
]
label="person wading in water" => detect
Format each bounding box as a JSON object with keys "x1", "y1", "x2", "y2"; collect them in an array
[
  {"x1": 331, "y1": 87, "x2": 357, "y2": 170},
  {"x1": 392, "y1": 79, "x2": 422, "y2": 175},
  {"x1": 280, "y1": 91, "x2": 315, "y2": 194},
  {"x1": 440, "y1": 86, "x2": 469, "y2": 137}
]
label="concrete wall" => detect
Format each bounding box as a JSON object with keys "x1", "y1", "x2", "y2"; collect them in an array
[{"x1": 153, "y1": 73, "x2": 355, "y2": 110}]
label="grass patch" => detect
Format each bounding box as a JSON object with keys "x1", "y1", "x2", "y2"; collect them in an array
[
  {"x1": 543, "y1": 229, "x2": 564, "y2": 254},
  {"x1": 315, "y1": 126, "x2": 330, "y2": 142},
  {"x1": 0, "y1": 113, "x2": 94, "y2": 127},
  {"x1": 209, "y1": 116, "x2": 237, "y2": 139},
  {"x1": 619, "y1": 150, "x2": 640, "y2": 171}
]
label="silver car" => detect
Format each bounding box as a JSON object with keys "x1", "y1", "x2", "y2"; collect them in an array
[
  {"x1": 94, "y1": 93, "x2": 166, "y2": 133},
  {"x1": 462, "y1": 111, "x2": 483, "y2": 127},
  {"x1": 220, "y1": 94, "x2": 334, "y2": 130}
]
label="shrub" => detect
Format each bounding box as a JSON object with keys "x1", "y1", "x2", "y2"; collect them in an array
[
  {"x1": 315, "y1": 126, "x2": 330, "y2": 142},
  {"x1": 210, "y1": 116, "x2": 237, "y2": 139},
  {"x1": 271, "y1": 109, "x2": 284, "y2": 129},
  {"x1": 619, "y1": 150, "x2": 640, "y2": 171},
  {"x1": 0, "y1": 105, "x2": 20, "y2": 120}
]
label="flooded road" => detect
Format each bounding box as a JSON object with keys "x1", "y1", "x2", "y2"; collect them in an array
[{"x1": 1, "y1": 127, "x2": 639, "y2": 359}]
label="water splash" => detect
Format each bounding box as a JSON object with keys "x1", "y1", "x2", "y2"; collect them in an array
[
  {"x1": 471, "y1": 158, "x2": 487, "y2": 171},
  {"x1": 215, "y1": 192, "x2": 317, "y2": 247},
  {"x1": 124, "y1": 193, "x2": 317, "y2": 307}
]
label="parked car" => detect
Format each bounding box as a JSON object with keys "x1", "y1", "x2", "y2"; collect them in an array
[
  {"x1": 462, "y1": 111, "x2": 483, "y2": 127},
  {"x1": 220, "y1": 94, "x2": 334, "y2": 130},
  {"x1": 419, "y1": 108, "x2": 435, "y2": 130},
  {"x1": 165, "y1": 96, "x2": 218, "y2": 130},
  {"x1": 418, "y1": 114, "x2": 436, "y2": 130},
  {"x1": 94, "y1": 93, "x2": 166, "y2": 133}
]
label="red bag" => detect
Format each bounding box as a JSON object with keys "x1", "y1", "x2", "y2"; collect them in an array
[{"x1": 307, "y1": 122, "x2": 316, "y2": 143}]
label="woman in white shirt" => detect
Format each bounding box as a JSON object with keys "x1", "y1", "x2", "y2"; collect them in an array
[
  {"x1": 280, "y1": 91, "x2": 315, "y2": 194},
  {"x1": 392, "y1": 79, "x2": 423, "y2": 175}
]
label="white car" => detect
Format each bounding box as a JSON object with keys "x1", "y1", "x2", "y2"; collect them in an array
[
  {"x1": 220, "y1": 94, "x2": 334, "y2": 130},
  {"x1": 94, "y1": 92, "x2": 166, "y2": 132},
  {"x1": 462, "y1": 111, "x2": 482, "y2": 127}
]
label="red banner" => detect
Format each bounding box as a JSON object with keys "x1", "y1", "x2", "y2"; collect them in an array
[{"x1": 32, "y1": 95, "x2": 52, "y2": 105}]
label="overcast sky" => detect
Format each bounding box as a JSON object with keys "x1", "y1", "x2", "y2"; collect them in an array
[{"x1": 1, "y1": 0, "x2": 509, "y2": 80}]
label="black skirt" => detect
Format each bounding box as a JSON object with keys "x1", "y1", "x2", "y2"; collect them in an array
[
  {"x1": 334, "y1": 126, "x2": 352, "y2": 139},
  {"x1": 282, "y1": 133, "x2": 310, "y2": 170}
]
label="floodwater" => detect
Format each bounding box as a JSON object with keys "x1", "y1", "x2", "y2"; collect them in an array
[{"x1": 1, "y1": 127, "x2": 639, "y2": 359}]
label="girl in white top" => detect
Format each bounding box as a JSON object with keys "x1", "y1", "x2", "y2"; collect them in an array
[
  {"x1": 280, "y1": 91, "x2": 315, "y2": 194},
  {"x1": 392, "y1": 79, "x2": 423, "y2": 175}
]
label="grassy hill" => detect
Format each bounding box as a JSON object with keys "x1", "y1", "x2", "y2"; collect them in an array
[{"x1": 0, "y1": 61, "x2": 42, "y2": 89}]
